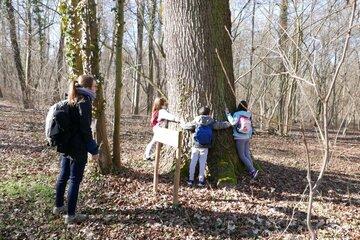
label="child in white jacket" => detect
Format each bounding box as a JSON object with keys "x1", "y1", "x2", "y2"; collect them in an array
[{"x1": 144, "y1": 97, "x2": 179, "y2": 161}]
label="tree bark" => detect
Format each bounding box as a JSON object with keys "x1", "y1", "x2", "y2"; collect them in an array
[
  {"x1": 33, "y1": 0, "x2": 46, "y2": 89},
  {"x1": 59, "y1": 0, "x2": 83, "y2": 78},
  {"x1": 155, "y1": 0, "x2": 163, "y2": 97},
  {"x1": 146, "y1": 0, "x2": 156, "y2": 114},
  {"x1": 284, "y1": 14, "x2": 302, "y2": 135},
  {"x1": 54, "y1": 30, "x2": 65, "y2": 102},
  {"x1": 132, "y1": 0, "x2": 144, "y2": 115},
  {"x1": 277, "y1": 0, "x2": 289, "y2": 135},
  {"x1": 112, "y1": 0, "x2": 125, "y2": 169},
  {"x1": 246, "y1": 0, "x2": 256, "y2": 102},
  {"x1": 25, "y1": 0, "x2": 33, "y2": 107},
  {"x1": 164, "y1": 0, "x2": 240, "y2": 185},
  {"x1": 5, "y1": 0, "x2": 31, "y2": 108}
]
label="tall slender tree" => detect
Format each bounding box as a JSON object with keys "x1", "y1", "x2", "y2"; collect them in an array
[
  {"x1": 33, "y1": 0, "x2": 46, "y2": 89},
  {"x1": 113, "y1": 0, "x2": 125, "y2": 168},
  {"x1": 132, "y1": 0, "x2": 144, "y2": 115},
  {"x1": 5, "y1": 0, "x2": 31, "y2": 108},
  {"x1": 25, "y1": 0, "x2": 33, "y2": 107},
  {"x1": 146, "y1": 0, "x2": 156, "y2": 114},
  {"x1": 277, "y1": 0, "x2": 289, "y2": 135}
]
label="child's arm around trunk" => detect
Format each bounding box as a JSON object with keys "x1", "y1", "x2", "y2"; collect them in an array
[
  {"x1": 212, "y1": 120, "x2": 232, "y2": 130},
  {"x1": 181, "y1": 120, "x2": 196, "y2": 131},
  {"x1": 158, "y1": 109, "x2": 179, "y2": 122}
]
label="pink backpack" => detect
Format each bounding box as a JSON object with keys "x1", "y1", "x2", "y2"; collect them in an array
[{"x1": 236, "y1": 116, "x2": 252, "y2": 134}]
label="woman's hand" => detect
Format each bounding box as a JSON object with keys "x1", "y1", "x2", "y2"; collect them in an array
[{"x1": 225, "y1": 107, "x2": 230, "y2": 114}]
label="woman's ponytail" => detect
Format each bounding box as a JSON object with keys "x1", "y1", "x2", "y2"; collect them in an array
[
  {"x1": 68, "y1": 80, "x2": 79, "y2": 106},
  {"x1": 67, "y1": 75, "x2": 95, "y2": 105}
]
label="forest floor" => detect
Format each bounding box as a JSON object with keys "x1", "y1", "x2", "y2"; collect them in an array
[{"x1": 0, "y1": 100, "x2": 359, "y2": 240}]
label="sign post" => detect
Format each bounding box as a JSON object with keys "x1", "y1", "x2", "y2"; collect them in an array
[{"x1": 152, "y1": 128, "x2": 183, "y2": 205}]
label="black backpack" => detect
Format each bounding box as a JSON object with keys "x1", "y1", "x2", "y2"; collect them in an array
[{"x1": 45, "y1": 100, "x2": 72, "y2": 153}]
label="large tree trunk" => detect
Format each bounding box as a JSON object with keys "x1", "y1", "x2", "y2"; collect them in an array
[
  {"x1": 112, "y1": 0, "x2": 125, "y2": 169},
  {"x1": 164, "y1": 0, "x2": 241, "y2": 185},
  {"x1": 5, "y1": 0, "x2": 31, "y2": 108},
  {"x1": 132, "y1": 0, "x2": 144, "y2": 115}
]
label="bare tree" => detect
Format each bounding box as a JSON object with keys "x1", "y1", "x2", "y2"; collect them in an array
[
  {"x1": 113, "y1": 0, "x2": 125, "y2": 168},
  {"x1": 132, "y1": 0, "x2": 144, "y2": 115},
  {"x1": 5, "y1": 0, "x2": 32, "y2": 108}
]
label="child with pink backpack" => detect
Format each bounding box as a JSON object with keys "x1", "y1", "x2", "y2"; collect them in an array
[{"x1": 225, "y1": 100, "x2": 258, "y2": 179}]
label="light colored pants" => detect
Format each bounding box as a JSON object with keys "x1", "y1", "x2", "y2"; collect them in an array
[
  {"x1": 189, "y1": 147, "x2": 209, "y2": 181},
  {"x1": 235, "y1": 139, "x2": 255, "y2": 173},
  {"x1": 145, "y1": 127, "x2": 157, "y2": 159}
]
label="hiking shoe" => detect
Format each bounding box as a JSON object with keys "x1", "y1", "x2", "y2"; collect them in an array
[
  {"x1": 187, "y1": 180, "x2": 194, "y2": 187},
  {"x1": 64, "y1": 214, "x2": 88, "y2": 224},
  {"x1": 52, "y1": 206, "x2": 67, "y2": 216},
  {"x1": 198, "y1": 180, "x2": 206, "y2": 187},
  {"x1": 250, "y1": 170, "x2": 259, "y2": 179}
]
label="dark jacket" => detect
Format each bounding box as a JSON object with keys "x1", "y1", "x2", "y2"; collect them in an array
[
  {"x1": 181, "y1": 115, "x2": 231, "y2": 148},
  {"x1": 67, "y1": 93, "x2": 98, "y2": 161}
]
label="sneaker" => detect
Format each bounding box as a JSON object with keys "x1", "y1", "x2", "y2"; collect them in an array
[
  {"x1": 197, "y1": 180, "x2": 206, "y2": 187},
  {"x1": 64, "y1": 214, "x2": 88, "y2": 224},
  {"x1": 144, "y1": 156, "x2": 154, "y2": 161},
  {"x1": 52, "y1": 206, "x2": 67, "y2": 216},
  {"x1": 250, "y1": 170, "x2": 259, "y2": 179},
  {"x1": 187, "y1": 180, "x2": 194, "y2": 187}
]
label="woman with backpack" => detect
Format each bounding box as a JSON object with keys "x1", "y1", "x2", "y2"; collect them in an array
[
  {"x1": 144, "y1": 97, "x2": 180, "y2": 161},
  {"x1": 225, "y1": 100, "x2": 258, "y2": 179},
  {"x1": 52, "y1": 75, "x2": 99, "y2": 224}
]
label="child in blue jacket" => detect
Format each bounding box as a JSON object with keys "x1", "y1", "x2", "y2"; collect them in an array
[
  {"x1": 182, "y1": 106, "x2": 231, "y2": 187},
  {"x1": 225, "y1": 100, "x2": 258, "y2": 179}
]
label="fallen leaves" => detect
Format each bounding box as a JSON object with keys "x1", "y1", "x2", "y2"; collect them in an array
[{"x1": 0, "y1": 102, "x2": 359, "y2": 239}]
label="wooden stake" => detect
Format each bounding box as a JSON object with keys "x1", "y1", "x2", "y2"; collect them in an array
[
  {"x1": 173, "y1": 131, "x2": 182, "y2": 205},
  {"x1": 153, "y1": 142, "x2": 161, "y2": 193}
]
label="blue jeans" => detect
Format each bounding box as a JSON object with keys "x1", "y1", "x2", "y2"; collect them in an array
[
  {"x1": 55, "y1": 154, "x2": 87, "y2": 216},
  {"x1": 235, "y1": 139, "x2": 256, "y2": 173}
]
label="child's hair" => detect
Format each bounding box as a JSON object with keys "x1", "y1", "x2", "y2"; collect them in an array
[
  {"x1": 237, "y1": 100, "x2": 248, "y2": 111},
  {"x1": 152, "y1": 97, "x2": 167, "y2": 112},
  {"x1": 198, "y1": 106, "x2": 211, "y2": 115},
  {"x1": 68, "y1": 75, "x2": 95, "y2": 106}
]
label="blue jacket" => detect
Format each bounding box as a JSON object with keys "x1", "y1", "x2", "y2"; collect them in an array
[{"x1": 226, "y1": 110, "x2": 252, "y2": 140}]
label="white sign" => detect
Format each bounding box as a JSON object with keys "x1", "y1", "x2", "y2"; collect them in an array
[{"x1": 153, "y1": 127, "x2": 181, "y2": 148}]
